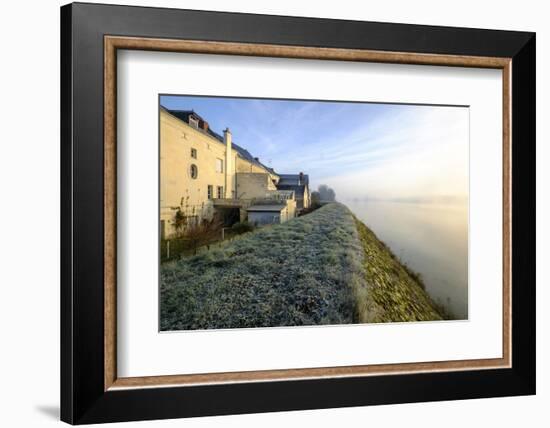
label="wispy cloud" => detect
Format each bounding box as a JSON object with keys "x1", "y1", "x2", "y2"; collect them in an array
[{"x1": 160, "y1": 95, "x2": 468, "y2": 202}]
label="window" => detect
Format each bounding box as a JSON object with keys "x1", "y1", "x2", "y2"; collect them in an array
[
  {"x1": 190, "y1": 164, "x2": 198, "y2": 179},
  {"x1": 191, "y1": 148, "x2": 197, "y2": 159},
  {"x1": 207, "y1": 185, "x2": 213, "y2": 199},
  {"x1": 216, "y1": 158, "x2": 224, "y2": 173},
  {"x1": 189, "y1": 116, "x2": 199, "y2": 128},
  {"x1": 217, "y1": 186, "x2": 224, "y2": 199}
]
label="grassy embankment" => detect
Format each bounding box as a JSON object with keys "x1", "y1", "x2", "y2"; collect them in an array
[
  {"x1": 160, "y1": 203, "x2": 443, "y2": 331},
  {"x1": 352, "y1": 217, "x2": 444, "y2": 323}
]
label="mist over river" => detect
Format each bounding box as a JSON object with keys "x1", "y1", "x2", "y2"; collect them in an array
[{"x1": 345, "y1": 200, "x2": 468, "y2": 319}]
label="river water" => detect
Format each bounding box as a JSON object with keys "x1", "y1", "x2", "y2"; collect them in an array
[{"x1": 345, "y1": 200, "x2": 468, "y2": 319}]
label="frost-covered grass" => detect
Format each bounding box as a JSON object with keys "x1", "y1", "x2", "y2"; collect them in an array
[
  {"x1": 160, "y1": 202, "x2": 444, "y2": 331},
  {"x1": 160, "y1": 203, "x2": 364, "y2": 330}
]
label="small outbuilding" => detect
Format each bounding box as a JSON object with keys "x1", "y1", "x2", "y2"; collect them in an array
[
  {"x1": 247, "y1": 204, "x2": 289, "y2": 225},
  {"x1": 275, "y1": 172, "x2": 310, "y2": 212}
]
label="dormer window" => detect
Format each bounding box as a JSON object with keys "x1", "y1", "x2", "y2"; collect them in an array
[{"x1": 189, "y1": 116, "x2": 199, "y2": 128}]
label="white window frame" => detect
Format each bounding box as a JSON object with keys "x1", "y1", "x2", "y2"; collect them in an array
[
  {"x1": 215, "y1": 158, "x2": 224, "y2": 173},
  {"x1": 217, "y1": 186, "x2": 224, "y2": 199},
  {"x1": 207, "y1": 185, "x2": 213, "y2": 199}
]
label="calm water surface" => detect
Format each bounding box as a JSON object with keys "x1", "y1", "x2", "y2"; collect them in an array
[{"x1": 346, "y1": 200, "x2": 468, "y2": 319}]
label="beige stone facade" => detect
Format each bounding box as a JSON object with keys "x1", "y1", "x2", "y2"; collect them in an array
[
  {"x1": 160, "y1": 109, "x2": 233, "y2": 237},
  {"x1": 160, "y1": 107, "x2": 309, "y2": 238},
  {"x1": 235, "y1": 172, "x2": 277, "y2": 199}
]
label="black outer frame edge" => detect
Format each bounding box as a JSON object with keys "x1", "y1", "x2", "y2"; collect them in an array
[
  {"x1": 510, "y1": 34, "x2": 536, "y2": 392},
  {"x1": 60, "y1": 2, "x2": 536, "y2": 424},
  {"x1": 60, "y1": 4, "x2": 74, "y2": 425},
  {"x1": 79, "y1": 371, "x2": 532, "y2": 425},
  {"x1": 70, "y1": 1, "x2": 533, "y2": 56}
]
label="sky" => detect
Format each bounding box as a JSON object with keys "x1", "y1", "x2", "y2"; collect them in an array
[{"x1": 160, "y1": 95, "x2": 469, "y2": 203}]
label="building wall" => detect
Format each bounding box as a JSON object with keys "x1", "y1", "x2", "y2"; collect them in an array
[
  {"x1": 235, "y1": 172, "x2": 278, "y2": 200},
  {"x1": 160, "y1": 109, "x2": 238, "y2": 237},
  {"x1": 236, "y1": 157, "x2": 279, "y2": 184},
  {"x1": 286, "y1": 199, "x2": 297, "y2": 219},
  {"x1": 236, "y1": 156, "x2": 266, "y2": 174},
  {"x1": 303, "y1": 185, "x2": 311, "y2": 208},
  {"x1": 248, "y1": 210, "x2": 282, "y2": 225},
  {"x1": 248, "y1": 203, "x2": 294, "y2": 225}
]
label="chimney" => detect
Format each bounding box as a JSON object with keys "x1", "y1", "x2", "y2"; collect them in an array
[
  {"x1": 200, "y1": 120, "x2": 209, "y2": 132},
  {"x1": 299, "y1": 172, "x2": 304, "y2": 185},
  {"x1": 224, "y1": 128, "x2": 232, "y2": 198}
]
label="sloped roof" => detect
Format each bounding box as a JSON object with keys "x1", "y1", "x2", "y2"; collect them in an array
[
  {"x1": 247, "y1": 204, "x2": 286, "y2": 212},
  {"x1": 276, "y1": 184, "x2": 306, "y2": 198},
  {"x1": 166, "y1": 109, "x2": 205, "y2": 124},
  {"x1": 163, "y1": 107, "x2": 276, "y2": 175},
  {"x1": 277, "y1": 173, "x2": 309, "y2": 187}
]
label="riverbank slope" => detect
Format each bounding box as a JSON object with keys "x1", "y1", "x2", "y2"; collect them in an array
[{"x1": 353, "y1": 217, "x2": 443, "y2": 323}]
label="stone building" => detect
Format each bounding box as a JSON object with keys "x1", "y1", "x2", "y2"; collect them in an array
[
  {"x1": 276, "y1": 173, "x2": 310, "y2": 211},
  {"x1": 160, "y1": 107, "x2": 309, "y2": 238}
]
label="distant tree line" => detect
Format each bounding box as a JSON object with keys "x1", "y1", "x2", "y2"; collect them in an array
[{"x1": 311, "y1": 184, "x2": 336, "y2": 205}]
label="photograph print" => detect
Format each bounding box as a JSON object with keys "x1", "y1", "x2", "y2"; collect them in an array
[{"x1": 159, "y1": 95, "x2": 468, "y2": 331}]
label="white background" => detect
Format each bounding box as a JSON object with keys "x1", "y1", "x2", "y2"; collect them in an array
[
  {"x1": 118, "y1": 52, "x2": 503, "y2": 377},
  {"x1": 0, "y1": 0, "x2": 546, "y2": 427}
]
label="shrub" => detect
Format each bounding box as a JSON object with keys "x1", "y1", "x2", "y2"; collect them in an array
[
  {"x1": 298, "y1": 203, "x2": 321, "y2": 216},
  {"x1": 182, "y1": 218, "x2": 223, "y2": 255},
  {"x1": 161, "y1": 217, "x2": 223, "y2": 262},
  {"x1": 173, "y1": 209, "x2": 187, "y2": 235},
  {"x1": 231, "y1": 221, "x2": 255, "y2": 234},
  {"x1": 160, "y1": 238, "x2": 193, "y2": 262}
]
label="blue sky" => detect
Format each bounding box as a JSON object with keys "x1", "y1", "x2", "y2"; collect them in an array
[{"x1": 160, "y1": 95, "x2": 468, "y2": 202}]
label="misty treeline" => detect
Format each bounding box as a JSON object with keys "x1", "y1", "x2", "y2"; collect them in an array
[{"x1": 312, "y1": 184, "x2": 336, "y2": 205}]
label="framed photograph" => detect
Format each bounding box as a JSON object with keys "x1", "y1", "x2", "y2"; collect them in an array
[{"x1": 60, "y1": 2, "x2": 535, "y2": 424}]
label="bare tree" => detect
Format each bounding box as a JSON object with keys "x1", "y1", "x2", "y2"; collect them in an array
[{"x1": 184, "y1": 218, "x2": 223, "y2": 255}]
